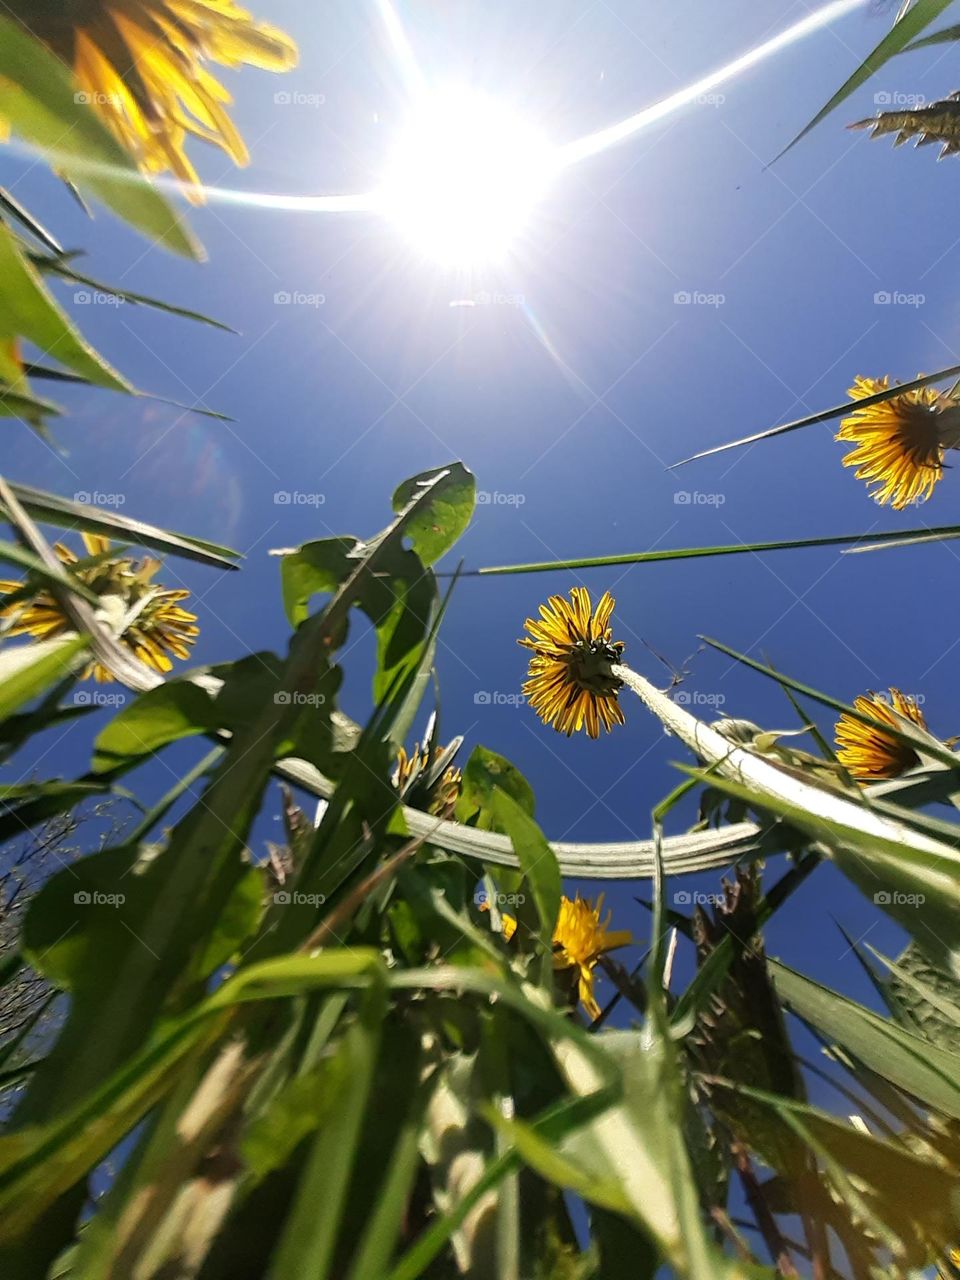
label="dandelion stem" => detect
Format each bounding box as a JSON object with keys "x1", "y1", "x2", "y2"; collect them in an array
[{"x1": 612, "y1": 663, "x2": 960, "y2": 865}]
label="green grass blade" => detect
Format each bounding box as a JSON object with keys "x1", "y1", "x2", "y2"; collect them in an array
[
  {"x1": 3, "y1": 482, "x2": 240, "y2": 570},
  {"x1": 669, "y1": 363, "x2": 960, "y2": 468},
  {"x1": 699, "y1": 636, "x2": 960, "y2": 773},
  {"x1": 903, "y1": 20, "x2": 960, "y2": 49},
  {"x1": 769, "y1": 960, "x2": 960, "y2": 1119},
  {"x1": 774, "y1": 0, "x2": 956, "y2": 158},
  {"x1": 475, "y1": 524, "x2": 960, "y2": 576}
]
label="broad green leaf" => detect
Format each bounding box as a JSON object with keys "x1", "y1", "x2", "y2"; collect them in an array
[
  {"x1": 552, "y1": 1030, "x2": 734, "y2": 1278},
  {"x1": 490, "y1": 787, "x2": 561, "y2": 952},
  {"x1": 457, "y1": 745, "x2": 537, "y2": 823},
  {"x1": 91, "y1": 680, "x2": 218, "y2": 772},
  {"x1": 0, "y1": 634, "x2": 88, "y2": 720},
  {"x1": 277, "y1": 537, "x2": 358, "y2": 629},
  {"x1": 0, "y1": 222, "x2": 129, "y2": 393},
  {"x1": 770, "y1": 961, "x2": 960, "y2": 1119},
  {"x1": 276, "y1": 533, "x2": 438, "y2": 752},
  {"x1": 482, "y1": 1105, "x2": 633, "y2": 1216},
  {"x1": 0, "y1": 15, "x2": 198, "y2": 258},
  {"x1": 91, "y1": 656, "x2": 284, "y2": 772},
  {"x1": 391, "y1": 462, "x2": 475, "y2": 565},
  {"x1": 776, "y1": 0, "x2": 956, "y2": 156}
]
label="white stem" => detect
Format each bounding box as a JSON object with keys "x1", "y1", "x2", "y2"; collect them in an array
[{"x1": 613, "y1": 664, "x2": 960, "y2": 868}]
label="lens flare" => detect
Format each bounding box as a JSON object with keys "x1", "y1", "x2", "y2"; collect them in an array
[{"x1": 377, "y1": 88, "x2": 557, "y2": 268}]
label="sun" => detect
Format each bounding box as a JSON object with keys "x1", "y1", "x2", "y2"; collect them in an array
[{"x1": 379, "y1": 88, "x2": 557, "y2": 268}]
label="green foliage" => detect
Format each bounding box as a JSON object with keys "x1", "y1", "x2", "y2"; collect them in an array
[{"x1": 2, "y1": 12, "x2": 960, "y2": 1279}]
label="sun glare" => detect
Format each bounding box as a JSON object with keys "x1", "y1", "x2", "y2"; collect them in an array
[{"x1": 379, "y1": 88, "x2": 557, "y2": 268}]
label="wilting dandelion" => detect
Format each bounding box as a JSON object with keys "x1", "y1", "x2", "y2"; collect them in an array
[
  {"x1": 518, "y1": 587, "x2": 625, "y2": 738},
  {"x1": 0, "y1": 533, "x2": 198, "y2": 681},
  {"x1": 836, "y1": 375, "x2": 960, "y2": 509},
  {"x1": 393, "y1": 741, "x2": 462, "y2": 818}
]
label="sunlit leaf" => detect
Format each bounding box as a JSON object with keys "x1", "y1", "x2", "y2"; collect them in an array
[
  {"x1": 391, "y1": 462, "x2": 475, "y2": 566},
  {"x1": 0, "y1": 15, "x2": 199, "y2": 257}
]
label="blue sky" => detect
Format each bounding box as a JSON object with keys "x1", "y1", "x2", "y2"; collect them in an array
[{"x1": 5, "y1": 0, "x2": 960, "y2": 1025}]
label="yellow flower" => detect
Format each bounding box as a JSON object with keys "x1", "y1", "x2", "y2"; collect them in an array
[
  {"x1": 836, "y1": 375, "x2": 960, "y2": 509},
  {"x1": 518, "y1": 588, "x2": 625, "y2": 738},
  {"x1": 392, "y1": 741, "x2": 462, "y2": 818},
  {"x1": 553, "y1": 894, "x2": 632, "y2": 1021},
  {"x1": 482, "y1": 891, "x2": 631, "y2": 1021},
  {"x1": 6, "y1": 0, "x2": 297, "y2": 188},
  {"x1": 0, "y1": 533, "x2": 198, "y2": 681},
  {"x1": 834, "y1": 689, "x2": 927, "y2": 781}
]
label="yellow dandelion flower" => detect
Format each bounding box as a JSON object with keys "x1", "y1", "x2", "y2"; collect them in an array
[
  {"x1": 393, "y1": 742, "x2": 462, "y2": 818},
  {"x1": 834, "y1": 689, "x2": 927, "y2": 781},
  {"x1": 0, "y1": 532, "x2": 198, "y2": 682},
  {"x1": 6, "y1": 0, "x2": 297, "y2": 189},
  {"x1": 480, "y1": 891, "x2": 631, "y2": 1021},
  {"x1": 553, "y1": 894, "x2": 632, "y2": 1021},
  {"x1": 518, "y1": 588, "x2": 625, "y2": 738},
  {"x1": 836, "y1": 375, "x2": 960, "y2": 509}
]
